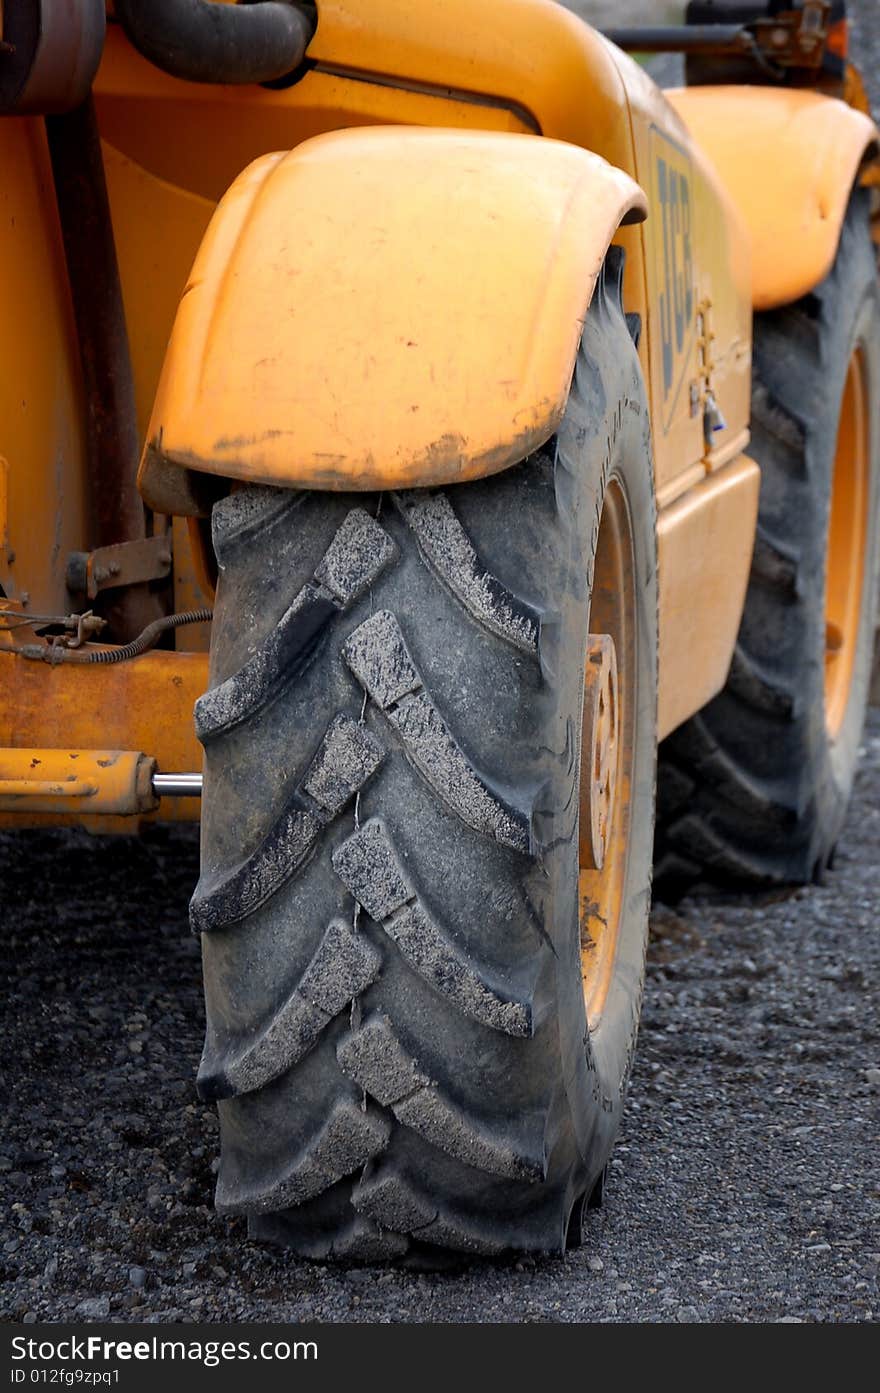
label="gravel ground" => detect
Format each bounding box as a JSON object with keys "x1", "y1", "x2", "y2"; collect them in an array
[
  {"x1": 2, "y1": 707, "x2": 877, "y2": 1325},
  {"x1": 3, "y1": 0, "x2": 880, "y2": 1329}
]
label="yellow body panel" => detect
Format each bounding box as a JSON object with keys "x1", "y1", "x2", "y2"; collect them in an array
[
  {"x1": 666, "y1": 86, "x2": 879, "y2": 311},
  {"x1": 91, "y1": 10, "x2": 659, "y2": 488},
  {"x1": 140, "y1": 127, "x2": 645, "y2": 498},
  {"x1": 657, "y1": 454, "x2": 760, "y2": 740},
  {"x1": 93, "y1": 1, "x2": 637, "y2": 191},
  {"x1": 104, "y1": 143, "x2": 214, "y2": 446},
  {"x1": 93, "y1": 23, "x2": 537, "y2": 202},
  {"x1": 0, "y1": 121, "x2": 215, "y2": 631},
  {"x1": 612, "y1": 50, "x2": 753, "y2": 497}
]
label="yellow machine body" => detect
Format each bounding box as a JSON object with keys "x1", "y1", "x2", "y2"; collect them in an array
[{"x1": 0, "y1": 0, "x2": 876, "y2": 821}]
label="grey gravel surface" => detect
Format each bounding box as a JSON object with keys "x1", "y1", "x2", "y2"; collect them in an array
[
  {"x1": 3, "y1": 0, "x2": 880, "y2": 1330},
  {"x1": 2, "y1": 709, "x2": 878, "y2": 1324}
]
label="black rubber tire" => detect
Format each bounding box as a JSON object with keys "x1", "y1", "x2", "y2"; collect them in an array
[
  {"x1": 191, "y1": 252, "x2": 658, "y2": 1261},
  {"x1": 654, "y1": 193, "x2": 880, "y2": 899}
]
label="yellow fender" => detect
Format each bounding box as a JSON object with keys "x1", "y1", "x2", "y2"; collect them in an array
[
  {"x1": 666, "y1": 86, "x2": 879, "y2": 312},
  {"x1": 138, "y1": 126, "x2": 645, "y2": 511}
]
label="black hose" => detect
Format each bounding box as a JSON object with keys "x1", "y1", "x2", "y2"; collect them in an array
[
  {"x1": 18, "y1": 609, "x2": 214, "y2": 665},
  {"x1": 113, "y1": 0, "x2": 314, "y2": 85}
]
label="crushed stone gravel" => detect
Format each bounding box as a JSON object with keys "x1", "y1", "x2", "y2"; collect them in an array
[{"x1": 2, "y1": 710, "x2": 877, "y2": 1323}]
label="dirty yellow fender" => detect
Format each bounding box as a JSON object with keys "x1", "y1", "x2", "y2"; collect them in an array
[
  {"x1": 138, "y1": 125, "x2": 645, "y2": 511},
  {"x1": 666, "y1": 86, "x2": 879, "y2": 311}
]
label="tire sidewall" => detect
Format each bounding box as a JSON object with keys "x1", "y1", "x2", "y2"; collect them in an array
[
  {"x1": 548, "y1": 292, "x2": 657, "y2": 1202},
  {"x1": 824, "y1": 290, "x2": 880, "y2": 801},
  {"x1": 805, "y1": 203, "x2": 880, "y2": 846}
]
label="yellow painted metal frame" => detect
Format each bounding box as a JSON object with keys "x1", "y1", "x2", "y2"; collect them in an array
[
  {"x1": 0, "y1": 748, "x2": 156, "y2": 816},
  {"x1": 94, "y1": 3, "x2": 635, "y2": 201},
  {"x1": 0, "y1": 632, "x2": 206, "y2": 827},
  {"x1": 666, "y1": 86, "x2": 879, "y2": 311},
  {"x1": 656, "y1": 453, "x2": 760, "y2": 740},
  {"x1": 139, "y1": 126, "x2": 645, "y2": 503}
]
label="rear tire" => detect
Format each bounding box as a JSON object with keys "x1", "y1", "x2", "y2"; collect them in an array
[
  {"x1": 192, "y1": 252, "x2": 658, "y2": 1260},
  {"x1": 655, "y1": 194, "x2": 880, "y2": 898}
]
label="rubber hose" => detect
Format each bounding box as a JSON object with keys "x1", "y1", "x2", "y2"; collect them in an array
[{"x1": 113, "y1": 0, "x2": 314, "y2": 85}]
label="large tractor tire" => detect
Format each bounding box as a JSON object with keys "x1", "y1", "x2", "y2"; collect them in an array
[
  {"x1": 655, "y1": 194, "x2": 880, "y2": 899},
  {"x1": 190, "y1": 252, "x2": 658, "y2": 1261}
]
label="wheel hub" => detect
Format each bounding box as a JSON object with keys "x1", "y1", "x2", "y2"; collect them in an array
[{"x1": 581, "y1": 633, "x2": 619, "y2": 873}]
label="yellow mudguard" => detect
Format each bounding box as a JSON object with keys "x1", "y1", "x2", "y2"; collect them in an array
[
  {"x1": 138, "y1": 126, "x2": 645, "y2": 512},
  {"x1": 667, "y1": 86, "x2": 879, "y2": 312}
]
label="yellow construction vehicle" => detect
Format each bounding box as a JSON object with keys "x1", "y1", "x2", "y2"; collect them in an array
[{"x1": 1, "y1": 0, "x2": 877, "y2": 1259}]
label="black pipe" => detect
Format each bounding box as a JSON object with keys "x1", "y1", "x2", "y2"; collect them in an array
[
  {"x1": 45, "y1": 96, "x2": 165, "y2": 641},
  {"x1": 113, "y1": 0, "x2": 314, "y2": 86},
  {"x1": 603, "y1": 24, "x2": 751, "y2": 53}
]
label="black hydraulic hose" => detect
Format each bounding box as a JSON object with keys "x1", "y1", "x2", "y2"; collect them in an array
[
  {"x1": 17, "y1": 609, "x2": 214, "y2": 665},
  {"x1": 113, "y1": 0, "x2": 315, "y2": 85}
]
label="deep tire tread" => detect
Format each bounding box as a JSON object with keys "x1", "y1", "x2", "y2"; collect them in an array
[
  {"x1": 215, "y1": 1099, "x2": 392, "y2": 1216},
  {"x1": 198, "y1": 250, "x2": 656, "y2": 1259},
  {"x1": 332, "y1": 817, "x2": 536, "y2": 1036},
  {"x1": 197, "y1": 917, "x2": 382, "y2": 1101},
  {"x1": 391, "y1": 489, "x2": 540, "y2": 653},
  {"x1": 337, "y1": 1013, "x2": 546, "y2": 1180},
  {"x1": 342, "y1": 609, "x2": 532, "y2": 854},
  {"x1": 196, "y1": 507, "x2": 396, "y2": 743},
  {"x1": 190, "y1": 713, "x2": 385, "y2": 933}
]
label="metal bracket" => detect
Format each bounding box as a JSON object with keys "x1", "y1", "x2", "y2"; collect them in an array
[
  {"x1": 689, "y1": 297, "x2": 728, "y2": 447},
  {"x1": 66, "y1": 535, "x2": 173, "y2": 601},
  {"x1": 605, "y1": 2, "x2": 835, "y2": 82}
]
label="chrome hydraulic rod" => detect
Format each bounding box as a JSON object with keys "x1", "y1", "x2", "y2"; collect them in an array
[{"x1": 152, "y1": 772, "x2": 203, "y2": 797}]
